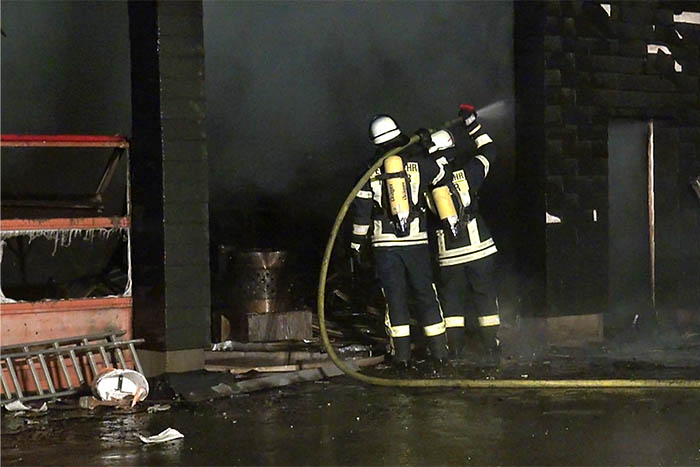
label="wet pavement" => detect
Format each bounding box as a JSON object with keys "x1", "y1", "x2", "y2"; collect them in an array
[{"x1": 3, "y1": 375, "x2": 700, "y2": 466}]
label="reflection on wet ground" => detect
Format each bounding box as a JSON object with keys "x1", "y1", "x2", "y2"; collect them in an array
[{"x1": 3, "y1": 376, "x2": 700, "y2": 466}]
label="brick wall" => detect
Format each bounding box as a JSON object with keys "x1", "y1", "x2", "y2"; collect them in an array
[{"x1": 515, "y1": 1, "x2": 700, "y2": 326}]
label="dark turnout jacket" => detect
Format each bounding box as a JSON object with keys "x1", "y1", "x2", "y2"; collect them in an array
[{"x1": 432, "y1": 121, "x2": 498, "y2": 266}]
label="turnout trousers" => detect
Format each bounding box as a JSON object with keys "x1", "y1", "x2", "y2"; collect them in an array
[
  {"x1": 373, "y1": 245, "x2": 447, "y2": 362},
  {"x1": 438, "y1": 253, "x2": 500, "y2": 355}
]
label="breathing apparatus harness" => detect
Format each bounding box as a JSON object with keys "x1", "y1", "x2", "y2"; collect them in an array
[
  {"x1": 316, "y1": 113, "x2": 700, "y2": 389},
  {"x1": 373, "y1": 159, "x2": 415, "y2": 237}
]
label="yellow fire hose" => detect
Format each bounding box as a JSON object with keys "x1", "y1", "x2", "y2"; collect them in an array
[{"x1": 316, "y1": 123, "x2": 700, "y2": 389}]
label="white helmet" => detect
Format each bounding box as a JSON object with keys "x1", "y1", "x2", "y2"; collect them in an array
[
  {"x1": 428, "y1": 129, "x2": 455, "y2": 154},
  {"x1": 369, "y1": 115, "x2": 401, "y2": 145}
]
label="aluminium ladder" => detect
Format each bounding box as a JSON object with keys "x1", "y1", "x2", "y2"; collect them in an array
[{"x1": 0, "y1": 330, "x2": 144, "y2": 406}]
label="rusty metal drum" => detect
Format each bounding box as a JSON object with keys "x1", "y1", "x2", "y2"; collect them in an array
[{"x1": 233, "y1": 250, "x2": 289, "y2": 314}]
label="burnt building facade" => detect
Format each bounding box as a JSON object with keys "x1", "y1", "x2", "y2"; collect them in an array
[{"x1": 515, "y1": 1, "x2": 700, "y2": 335}]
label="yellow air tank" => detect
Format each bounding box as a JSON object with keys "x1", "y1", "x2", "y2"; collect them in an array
[
  {"x1": 384, "y1": 155, "x2": 410, "y2": 235},
  {"x1": 432, "y1": 185, "x2": 462, "y2": 238}
]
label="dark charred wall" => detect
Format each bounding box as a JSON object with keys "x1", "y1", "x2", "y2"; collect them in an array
[
  {"x1": 515, "y1": 1, "x2": 700, "y2": 327},
  {"x1": 129, "y1": 0, "x2": 211, "y2": 352},
  {"x1": 0, "y1": 1, "x2": 130, "y2": 133},
  {"x1": 203, "y1": 2, "x2": 516, "y2": 284},
  {"x1": 514, "y1": 2, "x2": 548, "y2": 316}
]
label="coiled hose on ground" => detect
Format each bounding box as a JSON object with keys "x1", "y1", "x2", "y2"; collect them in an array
[{"x1": 316, "y1": 126, "x2": 700, "y2": 389}]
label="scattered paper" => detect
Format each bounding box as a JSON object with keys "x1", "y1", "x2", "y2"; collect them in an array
[
  {"x1": 5, "y1": 401, "x2": 31, "y2": 412},
  {"x1": 211, "y1": 340, "x2": 234, "y2": 351},
  {"x1": 4, "y1": 401, "x2": 48, "y2": 412},
  {"x1": 211, "y1": 383, "x2": 234, "y2": 396},
  {"x1": 138, "y1": 428, "x2": 184, "y2": 444}
]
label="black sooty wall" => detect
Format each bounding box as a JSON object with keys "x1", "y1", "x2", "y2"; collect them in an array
[{"x1": 515, "y1": 1, "x2": 700, "y2": 332}]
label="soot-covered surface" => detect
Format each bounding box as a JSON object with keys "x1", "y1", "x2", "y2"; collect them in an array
[{"x1": 3, "y1": 377, "x2": 700, "y2": 466}]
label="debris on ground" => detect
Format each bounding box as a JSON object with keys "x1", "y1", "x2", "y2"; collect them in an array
[
  {"x1": 146, "y1": 404, "x2": 172, "y2": 413},
  {"x1": 205, "y1": 354, "x2": 382, "y2": 375},
  {"x1": 205, "y1": 253, "x2": 389, "y2": 398},
  {"x1": 211, "y1": 383, "x2": 235, "y2": 396},
  {"x1": 212, "y1": 340, "x2": 316, "y2": 352},
  {"x1": 203, "y1": 356, "x2": 382, "y2": 396},
  {"x1": 205, "y1": 335, "x2": 384, "y2": 379},
  {"x1": 137, "y1": 427, "x2": 184, "y2": 444},
  {"x1": 162, "y1": 338, "x2": 388, "y2": 401},
  {"x1": 3, "y1": 401, "x2": 48, "y2": 413},
  {"x1": 231, "y1": 361, "x2": 348, "y2": 393},
  {"x1": 337, "y1": 344, "x2": 374, "y2": 356},
  {"x1": 79, "y1": 396, "x2": 130, "y2": 410},
  {"x1": 91, "y1": 368, "x2": 149, "y2": 407},
  {"x1": 0, "y1": 330, "x2": 146, "y2": 408}
]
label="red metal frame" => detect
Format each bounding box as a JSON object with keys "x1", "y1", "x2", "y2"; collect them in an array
[
  {"x1": 0, "y1": 134, "x2": 133, "y2": 347},
  {"x1": 1, "y1": 297, "x2": 134, "y2": 346},
  {"x1": 1, "y1": 296, "x2": 133, "y2": 314},
  {"x1": 0, "y1": 217, "x2": 130, "y2": 231},
  {"x1": 1, "y1": 134, "x2": 129, "y2": 148}
]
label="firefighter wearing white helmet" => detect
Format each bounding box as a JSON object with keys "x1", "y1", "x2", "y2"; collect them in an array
[
  {"x1": 369, "y1": 114, "x2": 402, "y2": 145},
  {"x1": 350, "y1": 114, "x2": 450, "y2": 370},
  {"x1": 427, "y1": 105, "x2": 501, "y2": 363}
]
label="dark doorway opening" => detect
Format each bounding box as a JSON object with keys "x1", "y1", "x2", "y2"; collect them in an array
[{"x1": 607, "y1": 119, "x2": 653, "y2": 336}]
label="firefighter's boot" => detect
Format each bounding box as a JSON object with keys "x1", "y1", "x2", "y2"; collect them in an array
[
  {"x1": 480, "y1": 327, "x2": 501, "y2": 367},
  {"x1": 447, "y1": 328, "x2": 466, "y2": 360},
  {"x1": 391, "y1": 336, "x2": 412, "y2": 367}
]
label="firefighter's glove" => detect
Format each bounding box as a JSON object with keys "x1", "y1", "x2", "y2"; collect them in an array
[
  {"x1": 443, "y1": 215, "x2": 465, "y2": 240},
  {"x1": 415, "y1": 128, "x2": 434, "y2": 151},
  {"x1": 458, "y1": 103, "x2": 478, "y2": 128}
]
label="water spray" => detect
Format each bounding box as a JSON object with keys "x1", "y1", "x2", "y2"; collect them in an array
[{"x1": 474, "y1": 98, "x2": 513, "y2": 121}]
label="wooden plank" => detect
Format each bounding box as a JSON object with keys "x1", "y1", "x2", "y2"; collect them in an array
[
  {"x1": 206, "y1": 363, "x2": 303, "y2": 373},
  {"x1": 210, "y1": 340, "x2": 319, "y2": 352},
  {"x1": 205, "y1": 350, "x2": 326, "y2": 363},
  {"x1": 247, "y1": 310, "x2": 313, "y2": 342},
  {"x1": 205, "y1": 355, "x2": 384, "y2": 375},
  {"x1": 218, "y1": 356, "x2": 384, "y2": 394}
]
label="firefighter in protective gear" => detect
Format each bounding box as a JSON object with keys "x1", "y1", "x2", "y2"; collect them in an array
[
  {"x1": 427, "y1": 129, "x2": 464, "y2": 240},
  {"x1": 428, "y1": 105, "x2": 501, "y2": 361},
  {"x1": 351, "y1": 114, "x2": 450, "y2": 368}
]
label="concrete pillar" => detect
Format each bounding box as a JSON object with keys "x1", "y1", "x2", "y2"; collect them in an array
[{"x1": 128, "y1": 0, "x2": 210, "y2": 375}]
